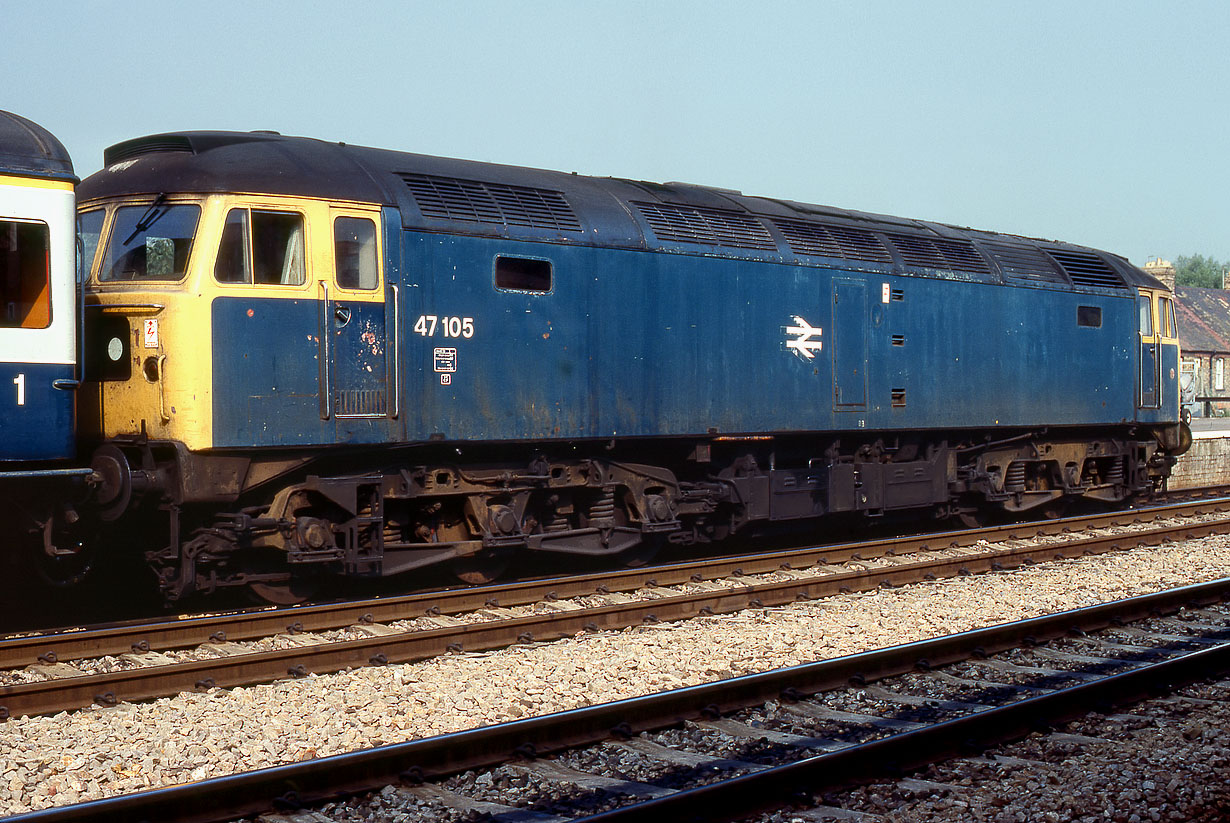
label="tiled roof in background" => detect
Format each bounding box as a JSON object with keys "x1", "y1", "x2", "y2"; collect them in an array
[{"x1": 1176, "y1": 286, "x2": 1230, "y2": 354}]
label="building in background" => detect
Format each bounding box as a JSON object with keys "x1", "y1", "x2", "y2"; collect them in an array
[{"x1": 1146, "y1": 258, "x2": 1230, "y2": 418}]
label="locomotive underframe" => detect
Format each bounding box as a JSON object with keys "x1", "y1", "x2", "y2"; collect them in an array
[{"x1": 85, "y1": 425, "x2": 1177, "y2": 602}]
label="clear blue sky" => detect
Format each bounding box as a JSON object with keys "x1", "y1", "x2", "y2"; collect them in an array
[{"x1": 5, "y1": 0, "x2": 1227, "y2": 265}]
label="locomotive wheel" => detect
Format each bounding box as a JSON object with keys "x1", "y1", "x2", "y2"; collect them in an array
[
  {"x1": 1040, "y1": 499, "x2": 1070, "y2": 521},
  {"x1": 955, "y1": 510, "x2": 986, "y2": 530},
  {"x1": 616, "y1": 534, "x2": 664, "y2": 568},
  {"x1": 452, "y1": 549, "x2": 510, "y2": 585},
  {"x1": 26, "y1": 507, "x2": 95, "y2": 588},
  {"x1": 247, "y1": 577, "x2": 320, "y2": 606}
]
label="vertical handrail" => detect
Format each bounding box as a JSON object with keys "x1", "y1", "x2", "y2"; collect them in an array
[
  {"x1": 75, "y1": 232, "x2": 86, "y2": 386},
  {"x1": 319, "y1": 280, "x2": 331, "y2": 420},
  {"x1": 156, "y1": 354, "x2": 170, "y2": 423},
  {"x1": 390, "y1": 284, "x2": 400, "y2": 420}
]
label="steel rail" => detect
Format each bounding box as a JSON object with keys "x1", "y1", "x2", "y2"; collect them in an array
[
  {"x1": 579, "y1": 627, "x2": 1230, "y2": 821},
  {"x1": 4, "y1": 496, "x2": 1227, "y2": 670},
  {"x1": 7, "y1": 578, "x2": 1228, "y2": 823},
  {"x1": 1, "y1": 513, "x2": 1228, "y2": 720}
]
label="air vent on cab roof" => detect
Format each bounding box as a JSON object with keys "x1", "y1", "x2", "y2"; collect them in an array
[
  {"x1": 103, "y1": 136, "x2": 195, "y2": 166},
  {"x1": 400, "y1": 173, "x2": 582, "y2": 232},
  {"x1": 102, "y1": 132, "x2": 284, "y2": 167}
]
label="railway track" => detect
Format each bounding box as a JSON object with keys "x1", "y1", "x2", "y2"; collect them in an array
[
  {"x1": 8, "y1": 578, "x2": 1228, "y2": 822},
  {"x1": 2, "y1": 498, "x2": 1229, "y2": 721}
]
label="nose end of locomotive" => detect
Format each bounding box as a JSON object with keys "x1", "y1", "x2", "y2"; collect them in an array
[{"x1": 1158, "y1": 421, "x2": 1193, "y2": 457}]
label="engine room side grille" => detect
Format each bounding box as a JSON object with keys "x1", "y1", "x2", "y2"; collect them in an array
[
  {"x1": 772, "y1": 218, "x2": 893, "y2": 263},
  {"x1": 1046, "y1": 249, "x2": 1125, "y2": 290},
  {"x1": 335, "y1": 388, "x2": 388, "y2": 417},
  {"x1": 884, "y1": 233, "x2": 990, "y2": 274},
  {"x1": 400, "y1": 174, "x2": 583, "y2": 232},
  {"x1": 981, "y1": 241, "x2": 1067, "y2": 286},
  {"x1": 633, "y1": 202, "x2": 778, "y2": 251}
]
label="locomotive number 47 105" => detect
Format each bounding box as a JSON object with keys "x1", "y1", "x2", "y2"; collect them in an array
[{"x1": 413, "y1": 315, "x2": 475, "y2": 339}]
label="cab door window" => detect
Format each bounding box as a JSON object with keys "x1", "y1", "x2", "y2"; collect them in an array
[
  {"x1": 214, "y1": 208, "x2": 306, "y2": 285},
  {"x1": 333, "y1": 216, "x2": 378, "y2": 290},
  {"x1": 1137, "y1": 295, "x2": 1154, "y2": 336},
  {"x1": 0, "y1": 219, "x2": 51, "y2": 328}
]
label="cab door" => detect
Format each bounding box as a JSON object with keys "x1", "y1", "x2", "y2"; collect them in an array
[
  {"x1": 1156, "y1": 292, "x2": 1181, "y2": 416},
  {"x1": 326, "y1": 209, "x2": 388, "y2": 421},
  {"x1": 1137, "y1": 289, "x2": 1160, "y2": 410}
]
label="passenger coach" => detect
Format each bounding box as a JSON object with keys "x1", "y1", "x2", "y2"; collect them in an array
[
  {"x1": 0, "y1": 111, "x2": 79, "y2": 465},
  {"x1": 73, "y1": 130, "x2": 1187, "y2": 602}
]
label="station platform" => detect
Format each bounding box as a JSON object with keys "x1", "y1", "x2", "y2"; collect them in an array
[{"x1": 1170, "y1": 421, "x2": 1230, "y2": 489}]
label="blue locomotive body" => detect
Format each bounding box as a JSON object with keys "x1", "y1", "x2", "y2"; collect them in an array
[
  {"x1": 200, "y1": 205, "x2": 1171, "y2": 449},
  {"x1": 73, "y1": 131, "x2": 1186, "y2": 601}
]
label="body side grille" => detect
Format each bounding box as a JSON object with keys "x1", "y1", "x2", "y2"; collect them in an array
[
  {"x1": 885, "y1": 233, "x2": 990, "y2": 274},
  {"x1": 400, "y1": 174, "x2": 582, "y2": 232},
  {"x1": 983, "y1": 241, "x2": 1067, "y2": 286},
  {"x1": 634, "y1": 201, "x2": 777, "y2": 251},
  {"x1": 772, "y1": 218, "x2": 893, "y2": 263},
  {"x1": 1047, "y1": 249, "x2": 1125, "y2": 290}
]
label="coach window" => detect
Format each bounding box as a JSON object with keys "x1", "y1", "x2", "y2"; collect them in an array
[
  {"x1": 334, "y1": 217, "x2": 378, "y2": 290},
  {"x1": 214, "y1": 208, "x2": 306, "y2": 286},
  {"x1": 0, "y1": 220, "x2": 51, "y2": 328}
]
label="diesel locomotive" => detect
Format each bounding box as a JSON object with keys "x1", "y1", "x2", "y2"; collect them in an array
[
  {"x1": 0, "y1": 116, "x2": 1188, "y2": 604},
  {"x1": 65, "y1": 128, "x2": 1189, "y2": 603}
]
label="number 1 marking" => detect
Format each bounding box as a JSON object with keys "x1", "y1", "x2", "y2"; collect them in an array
[{"x1": 13, "y1": 373, "x2": 25, "y2": 406}]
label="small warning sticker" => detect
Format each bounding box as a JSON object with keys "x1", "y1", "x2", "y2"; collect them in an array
[
  {"x1": 143, "y1": 319, "x2": 159, "y2": 349},
  {"x1": 434, "y1": 348, "x2": 457, "y2": 373}
]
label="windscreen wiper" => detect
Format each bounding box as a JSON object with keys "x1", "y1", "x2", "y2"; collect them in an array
[{"x1": 120, "y1": 192, "x2": 169, "y2": 246}]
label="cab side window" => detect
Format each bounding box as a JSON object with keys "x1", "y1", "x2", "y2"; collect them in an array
[
  {"x1": 214, "y1": 208, "x2": 306, "y2": 286},
  {"x1": 1158, "y1": 296, "x2": 1177, "y2": 338},
  {"x1": 77, "y1": 209, "x2": 105, "y2": 283},
  {"x1": 334, "y1": 217, "x2": 378, "y2": 290}
]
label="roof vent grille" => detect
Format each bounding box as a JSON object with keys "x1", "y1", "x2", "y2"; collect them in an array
[
  {"x1": 772, "y1": 219, "x2": 893, "y2": 263},
  {"x1": 634, "y1": 202, "x2": 777, "y2": 251},
  {"x1": 400, "y1": 174, "x2": 582, "y2": 232},
  {"x1": 982, "y1": 241, "x2": 1067, "y2": 286},
  {"x1": 885, "y1": 233, "x2": 990, "y2": 274},
  {"x1": 1046, "y1": 250, "x2": 1125, "y2": 290}
]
